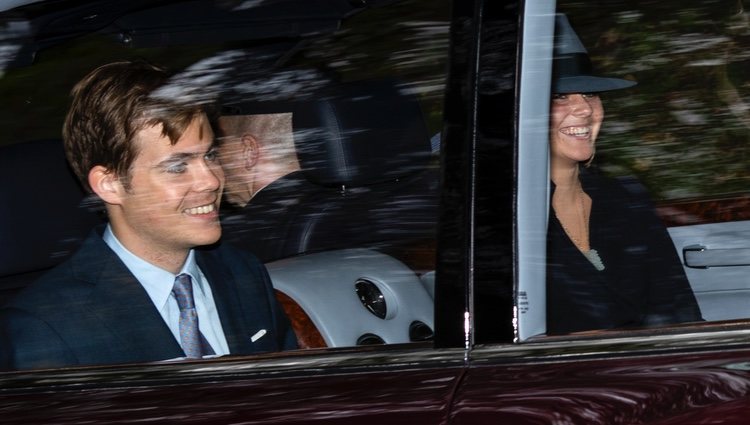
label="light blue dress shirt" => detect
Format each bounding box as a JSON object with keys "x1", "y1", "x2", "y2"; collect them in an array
[{"x1": 103, "y1": 225, "x2": 229, "y2": 357}]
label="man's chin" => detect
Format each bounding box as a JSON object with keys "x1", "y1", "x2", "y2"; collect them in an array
[
  {"x1": 193, "y1": 236, "x2": 222, "y2": 247},
  {"x1": 188, "y1": 225, "x2": 222, "y2": 247}
]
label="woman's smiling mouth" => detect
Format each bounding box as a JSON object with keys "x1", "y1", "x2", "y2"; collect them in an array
[{"x1": 560, "y1": 126, "x2": 591, "y2": 137}]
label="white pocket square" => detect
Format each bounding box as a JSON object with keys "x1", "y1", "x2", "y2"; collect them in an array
[{"x1": 250, "y1": 329, "x2": 267, "y2": 343}]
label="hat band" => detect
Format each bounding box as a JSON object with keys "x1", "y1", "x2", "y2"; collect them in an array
[{"x1": 553, "y1": 52, "x2": 593, "y2": 78}]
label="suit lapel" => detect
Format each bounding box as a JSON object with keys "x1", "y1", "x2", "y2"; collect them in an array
[
  {"x1": 72, "y1": 233, "x2": 184, "y2": 361},
  {"x1": 197, "y1": 251, "x2": 253, "y2": 354}
]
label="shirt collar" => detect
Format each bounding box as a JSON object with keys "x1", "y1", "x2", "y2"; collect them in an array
[{"x1": 102, "y1": 224, "x2": 203, "y2": 309}]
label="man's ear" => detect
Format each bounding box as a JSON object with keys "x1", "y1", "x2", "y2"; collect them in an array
[
  {"x1": 240, "y1": 134, "x2": 260, "y2": 170},
  {"x1": 88, "y1": 165, "x2": 124, "y2": 205}
]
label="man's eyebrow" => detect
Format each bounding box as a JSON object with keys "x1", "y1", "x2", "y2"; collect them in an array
[
  {"x1": 155, "y1": 152, "x2": 197, "y2": 167},
  {"x1": 155, "y1": 144, "x2": 218, "y2": 168}
]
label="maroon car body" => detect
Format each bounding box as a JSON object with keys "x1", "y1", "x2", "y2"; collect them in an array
[{"x1": 4, "y1": 330, "x2": 750, "y2": 424}]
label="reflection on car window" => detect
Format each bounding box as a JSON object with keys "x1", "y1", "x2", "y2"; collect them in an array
[{"x1": 0, "y1": 0, "x2": 449, "y2": 371}]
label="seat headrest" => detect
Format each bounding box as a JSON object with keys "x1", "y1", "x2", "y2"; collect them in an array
[
  {"x1": 0, "y1": 140, "x2": 101, "y2": 276},
  {"x1": 292, "y1": 80, "x2": 433, "y2": 187}
]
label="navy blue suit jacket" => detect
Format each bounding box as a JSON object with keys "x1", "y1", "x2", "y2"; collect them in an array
[{"x1": 0, "y1": 230, "x2": 297, "y2": 370}]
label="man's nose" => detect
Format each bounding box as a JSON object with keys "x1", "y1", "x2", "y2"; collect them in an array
[{"x1": 194, "y1": 161, "x2": 224, "y2": 191}]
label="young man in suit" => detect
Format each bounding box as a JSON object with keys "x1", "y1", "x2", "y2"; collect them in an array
[{"x1": 0, "y1": 61, "x2": 297, "y2": 370}]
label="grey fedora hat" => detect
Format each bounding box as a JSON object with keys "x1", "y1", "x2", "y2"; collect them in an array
[{"x1": 553, "y1": 14, "x2": 636, "y2": 93}]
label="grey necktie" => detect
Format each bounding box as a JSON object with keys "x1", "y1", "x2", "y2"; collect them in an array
[{"x1": 172, "y1": 273, "x2": 216, "y2": 358}]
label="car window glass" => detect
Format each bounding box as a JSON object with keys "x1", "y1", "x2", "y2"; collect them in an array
[
  {"x1": 513, "y1": 0, "x2": 750, "y2": 339},
  {"x1": 0, "y1": 0, "x2": 449, "y2": 371}
]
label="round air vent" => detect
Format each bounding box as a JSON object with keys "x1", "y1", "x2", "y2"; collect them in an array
[
  {"x1": 409, "y1": 320, "x2": 434, "y2": 342},
  {"x1": 357, "y1": 333, "x2": 385, "y2": 345},
  {"x1": 355, "y1": 278, "x2": 387, "y2": 319}
]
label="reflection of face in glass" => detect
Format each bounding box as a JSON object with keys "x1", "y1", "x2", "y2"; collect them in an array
[
  {"x1": 549, "y1": 92, "x2": 604, "y2": 166},
  {"x1": 215, "y1": 129, "x2": 253, "y2": 207}
]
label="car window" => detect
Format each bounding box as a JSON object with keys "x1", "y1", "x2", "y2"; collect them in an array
[
  {"x1": 0, "y1": 0, "x2": 450, "y2": 371},
  {"x1": 506, "y1": 0, "x2": 750, "y2": 340}
]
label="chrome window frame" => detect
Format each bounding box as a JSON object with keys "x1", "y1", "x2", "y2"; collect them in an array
[{"x1": 515, "y1": 3, "x2": 556, "y2": 341}]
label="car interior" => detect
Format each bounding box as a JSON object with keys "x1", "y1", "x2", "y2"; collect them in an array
[
  {"x1": 0, "y1": 0, "x2": 446, "y2": 352},
  {"x1": 0, "y1": 139, "x2": 104, "y2": 305},
  {"x1": 2, "y1": 0, "x2": 748, "y2": 358},
  {"x1": 221, "y1": 78, "x2": 440, "y2": 347},
  {"x1": 0, "y1": 78, "x2": 439, "y2": 350},
  {"x1": 220, "y1": 78, "x2": 439, "y2": 265}
]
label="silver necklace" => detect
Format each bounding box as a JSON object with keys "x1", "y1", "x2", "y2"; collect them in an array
[{"x1": 555, "y1": 187, "x2": 605, "y2": 271}]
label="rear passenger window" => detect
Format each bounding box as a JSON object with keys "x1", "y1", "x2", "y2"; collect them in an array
[{"x1": 0, "y1": 0, "x2": 449, "y2": 371}]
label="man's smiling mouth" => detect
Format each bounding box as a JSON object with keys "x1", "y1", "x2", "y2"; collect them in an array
[{"x1": 184, "y1": 203, "x2": 216, "y2": 215}]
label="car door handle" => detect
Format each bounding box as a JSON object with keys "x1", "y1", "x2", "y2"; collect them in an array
[{"x1": 683, "y1": 244, "x2": 750, "y2": 268}]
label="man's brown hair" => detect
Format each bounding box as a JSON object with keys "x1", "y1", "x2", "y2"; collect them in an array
[{"x1": 63, "y1": 60, "x2": 206, "y2": 192}]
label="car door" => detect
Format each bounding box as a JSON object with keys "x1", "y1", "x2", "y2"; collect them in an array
[{"x1": 665, "y1": 206, "x2": 750, "y2": 322}]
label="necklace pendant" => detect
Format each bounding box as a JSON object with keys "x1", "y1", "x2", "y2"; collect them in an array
[{"x1": 585, "y1": 249, "x2": 605, "y2": 271}]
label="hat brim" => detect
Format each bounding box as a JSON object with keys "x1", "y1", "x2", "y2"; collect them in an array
[{"x1": 553, "y1": 75, "x2": 636, "y2": 94}]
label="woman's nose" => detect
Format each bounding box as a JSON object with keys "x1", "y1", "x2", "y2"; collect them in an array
[{"x1": 570, "y1": 94, "x2": 593, "y2": 116}]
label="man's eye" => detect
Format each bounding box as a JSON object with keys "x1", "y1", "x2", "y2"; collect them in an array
[
  {"x1": 205, "y1": 149, "x2": 218, "y2": 163},
  {"x1": 552, "y1": 93, "x2": 567, "y2": 100},
  {"x1": 582, "y1": 92, "x2": 600, "y2": 99},
  {"x1": 166, "y1": 163, "x2": 187, "y2": 174}
]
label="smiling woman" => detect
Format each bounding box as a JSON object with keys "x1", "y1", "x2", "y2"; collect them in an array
[{"x1": 545, "y1": 14, "x2": 702, "y2": 335}]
